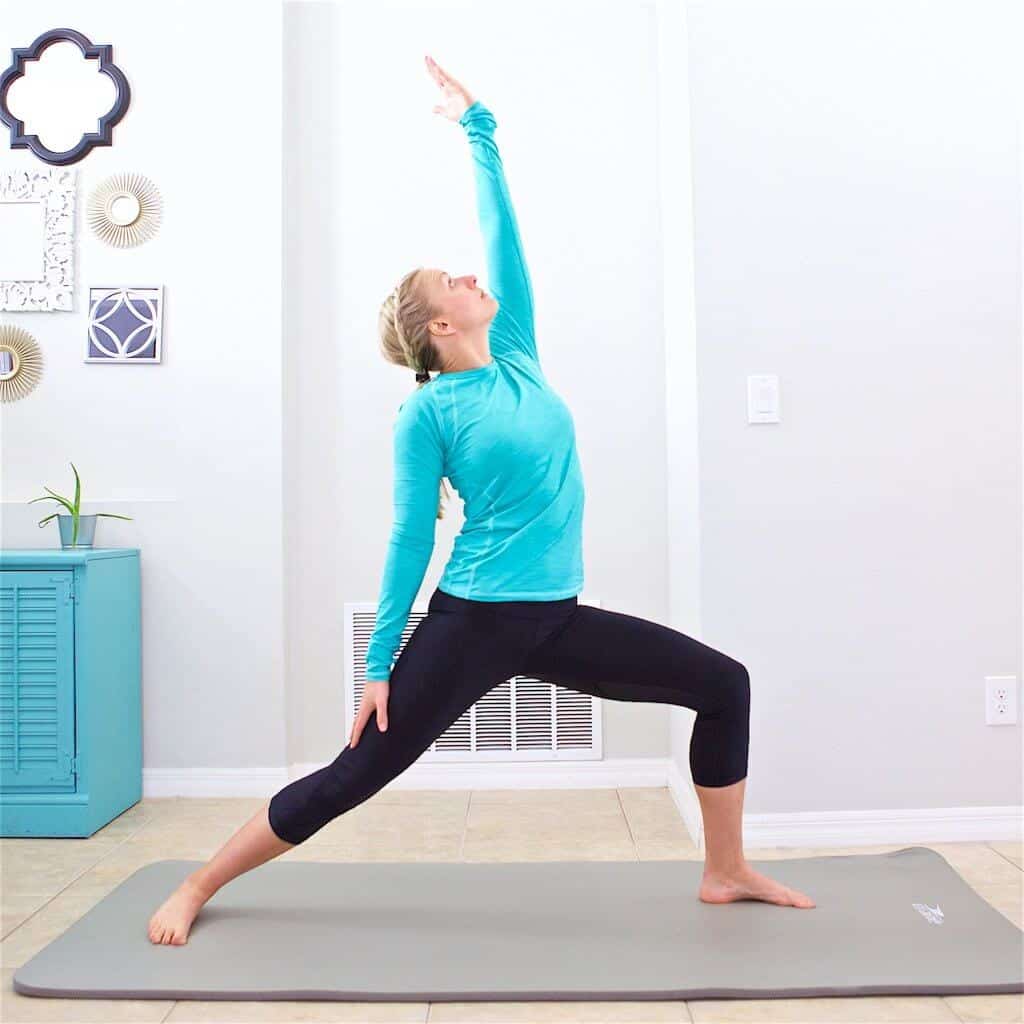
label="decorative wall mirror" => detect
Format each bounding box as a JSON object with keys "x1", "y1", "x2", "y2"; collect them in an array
[
  {"x1": 0, "y1": 27, "x2": 130, "y2": 166},
  {"x1": 0, "y1": 167, "x2": 76, "y2": 311},
  {"x1": 0, "y1": 323, "x2": 45, "y2": 402},
  {"x1": 87, "y1": 172, "x2": 163, "y2": 248}
]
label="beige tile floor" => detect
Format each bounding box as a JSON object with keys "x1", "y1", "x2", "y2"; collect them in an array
[{"x1": 1, "y1": 788, "x2": 1021, "y2": 1024}]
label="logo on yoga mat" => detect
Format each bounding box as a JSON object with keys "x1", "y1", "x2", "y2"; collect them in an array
[{"x1": 912, "y1": 902, "x2": 945, "y2": 925}]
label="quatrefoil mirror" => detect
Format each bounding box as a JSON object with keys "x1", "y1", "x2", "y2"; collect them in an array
[{"x1": 0, "y1": 27, "x2": 130, "y2": 166}]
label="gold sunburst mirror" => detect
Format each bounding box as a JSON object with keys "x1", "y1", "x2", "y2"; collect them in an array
[
  {"x1": 87, "y1": 171, "x2": 163, "y2": 247},
  {"x1": 0, "y1": 323, "x2": 45, "y2": 402}
]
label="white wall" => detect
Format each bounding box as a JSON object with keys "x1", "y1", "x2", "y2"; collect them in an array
[
  {"x1": 283, "y1": 0, "x2": 670, "y2": 767},
  {"x1": 678, "y1": 0, "x2": 1021, "y2": 815},
  {"x1": 5, "y1": 0, "x2": 1018, "y2": 827},
  {"x1": 0, "y1": 1, "x2": 287, "y2": 791}
]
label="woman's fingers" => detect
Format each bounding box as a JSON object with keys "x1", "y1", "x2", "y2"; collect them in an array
[
  {"x1": 350, "y1": 684, "x2": 389, "y2": 747},
  {"x1": 424, "y1": 55, "x2": 475, "y2": 122},
  {"x1": 350, "y1": 705, "x2": 367, "y2": 748},
  {"x1": 425, "y1": 54, "x2": 446, "y2": 87},
  {"x1": 425, "y1": 54, "x2": 465, "y2": 95},
  {"x1": 424, "y1": 55, "x2": 441, "y2": 88}
]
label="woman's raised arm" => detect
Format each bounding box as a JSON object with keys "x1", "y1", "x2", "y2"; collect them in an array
[{"x1": 426, "y1": 56, "x2": 538, "y2": 365}]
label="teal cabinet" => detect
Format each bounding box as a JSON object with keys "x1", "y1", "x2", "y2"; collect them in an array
[{"x1": 0, "y1": 548, "x2": 141, "y2": 837}]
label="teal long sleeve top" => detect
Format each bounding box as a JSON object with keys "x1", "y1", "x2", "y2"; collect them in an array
[{"x1": 364, "y1": 100, "x2": 586, "y2": 682}]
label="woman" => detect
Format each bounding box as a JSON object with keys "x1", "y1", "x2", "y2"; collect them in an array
[{"x1": 148, "y1": 55, "x2": 814, "y2": 946}]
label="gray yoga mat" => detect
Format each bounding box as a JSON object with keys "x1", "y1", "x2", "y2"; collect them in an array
[{"x1": 12, "y1": 846, "x2": 1023, "y2": 1001}]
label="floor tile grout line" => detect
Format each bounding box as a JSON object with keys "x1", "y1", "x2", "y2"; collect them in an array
[
  {"x1": 615, "y1": 787, "x2": 641, "y2": 862},
  {"x1": 0, "y1": 801, "x2": 245, "y2": 947},
  {"x1": 0, "y1": 811, "x2": 159, "y2": 944},
  {"x1": 984, "y1": 840, "x2": 1024, "y2": 873},
  {"x1": 458, "y1": 790, "x2": 473, "y2": 862},
  {"x1": 940, "y1": 993, "x2": 973, "y2": 1023}
]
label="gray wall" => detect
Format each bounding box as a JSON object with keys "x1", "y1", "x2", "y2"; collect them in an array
[
  {"x1": 680, "y1": 0, "x2": 1021, "y2": 811},
  {"x1": 1, "y1": 0, "x2": 287, "y2": 785},
  {"x1": 7, "y1": 0, "x2": 1014, "y2": 811}
]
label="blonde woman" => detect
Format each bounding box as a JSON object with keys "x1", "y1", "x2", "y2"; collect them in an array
[{"x1": 148, "y1": 55, "x2": 814, "y2": 946}]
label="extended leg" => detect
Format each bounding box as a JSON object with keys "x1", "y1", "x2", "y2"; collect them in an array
[
  {"x1": 268, "y1": 608, "x2": 536, "y2": 844},
  {"x1": 149, "y1": 605, "x2": 536, "y2": 943}
]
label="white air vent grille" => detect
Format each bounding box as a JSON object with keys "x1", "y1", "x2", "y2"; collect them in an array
[{"x1": 344, "y1": 597, "x2": 603, "y2": 762}]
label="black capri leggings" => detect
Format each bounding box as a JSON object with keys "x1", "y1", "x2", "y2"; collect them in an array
[{"x1": 268, "y1": 587, "x2": 750, "y2": 846}]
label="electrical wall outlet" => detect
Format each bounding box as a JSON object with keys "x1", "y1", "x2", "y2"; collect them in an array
[{"x1": 985, "y1": 675, "x2": 1018, "y2": 725}]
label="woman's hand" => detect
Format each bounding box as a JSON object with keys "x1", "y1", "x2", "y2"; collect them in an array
[
  {"x1": 350, "y1": 680, "x2": 389, "y2": 748},
  {"x1": 425, "y1": 55, "x2": 475, "y2": 121}
]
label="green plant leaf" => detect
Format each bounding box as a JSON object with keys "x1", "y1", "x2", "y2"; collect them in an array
[
  {"x1": 71, "y1": 461, "x2": 81, "y2": 515},
  {"x1": 95, "y1": 513, "x2": 134, "y2": 521},
  {"x1": 41, "y1": 488, "x2": 75, "y2": 515},
  {"x1": 36, "y1": 513, "x2": 59, "y2": 526}
]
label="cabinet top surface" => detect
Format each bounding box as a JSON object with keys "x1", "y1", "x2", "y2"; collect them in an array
[{"x1": 0, "y1": 548, "x2": 140, "y2": 567}]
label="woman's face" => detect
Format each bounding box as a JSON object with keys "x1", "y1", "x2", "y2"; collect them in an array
[{"x1": 425, "y1": 268, "x2": 497, "y2": 333}]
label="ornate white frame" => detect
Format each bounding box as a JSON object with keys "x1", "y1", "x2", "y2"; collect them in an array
[{"x1": 0, "y1": 166, "x2": 76, "y2": 311}]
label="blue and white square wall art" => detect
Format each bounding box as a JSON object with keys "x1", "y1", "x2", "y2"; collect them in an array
[{"x1": 86, "y1": 285, "x2": 164, "y2": 362}]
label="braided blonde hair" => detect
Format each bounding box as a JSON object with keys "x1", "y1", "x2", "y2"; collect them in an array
[{"x1": 378, "y1": 266, "x2": 453, "y2": 519}]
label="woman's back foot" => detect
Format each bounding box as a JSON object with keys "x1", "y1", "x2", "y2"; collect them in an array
[{"x1": 147, "y1": 875, "x2": 213, "y2": 945}]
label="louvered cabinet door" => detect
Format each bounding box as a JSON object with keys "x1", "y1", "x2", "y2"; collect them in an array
[{"x1": 0, "y1": 571, "x2": 76, "y2": 792}]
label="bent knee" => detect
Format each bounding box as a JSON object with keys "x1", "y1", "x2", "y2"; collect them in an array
[{"x1": 717, "y1": 659, "x2": 750, "y2": 715}]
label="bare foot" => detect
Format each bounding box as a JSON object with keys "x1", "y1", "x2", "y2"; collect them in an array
[
  {"x1": 699, "y1": 864, "x2": 816, "y2": 908},
  {"x1": 147, "y1": 875, "x2": 213, "y2": 945}
]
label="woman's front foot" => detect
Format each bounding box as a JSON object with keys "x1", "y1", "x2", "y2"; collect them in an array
[
  {"x1": 147, "y1": 873, "x2": 216, "y2": 945},
  {"x1": 699, "y1": 863, "x2": 816, "y2": 908}
]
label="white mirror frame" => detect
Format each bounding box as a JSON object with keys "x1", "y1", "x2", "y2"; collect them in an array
[{"x1": 0, "y1": 166, "x2": 76, "y2": 311}]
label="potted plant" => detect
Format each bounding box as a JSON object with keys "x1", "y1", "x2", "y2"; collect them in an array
[{"x1": 28, "y1": 462, "x2": 133, "y2": 549}]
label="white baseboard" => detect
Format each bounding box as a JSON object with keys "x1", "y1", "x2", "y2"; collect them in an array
[
  {"x1": 143, "y1": 767, "x2": 290, "y2": 797},
  {"x1": 286, "y1": 757, "x2": 675, "y2": 791},
  {"x1": 663, "y1": 759, "x2": 1024, "y2": 848},
  {"x1": 735, "y1": 803, "x2": 1024, "y2": 848},
  {"x1": 144, "y1": 758, "x2": 1023, "y2": 847}
]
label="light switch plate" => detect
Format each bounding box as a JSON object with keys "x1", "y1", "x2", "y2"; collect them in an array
[{"x1": 747, "y1": 374, "x2": 780, "y2": 423}]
